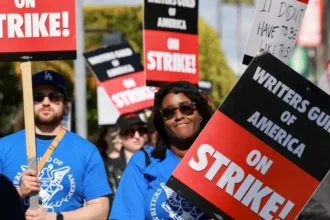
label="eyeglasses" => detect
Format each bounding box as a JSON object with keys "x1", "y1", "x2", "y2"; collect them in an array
[
  {"x1": 33, "y1": 92, "x2": 64, "y2": 103},
  {"x1": 160, "y1": 102, "x2": 197, "y2": 120},
  {"x1": 122, "y1": 127, "x2": 148, "y2": 138}
]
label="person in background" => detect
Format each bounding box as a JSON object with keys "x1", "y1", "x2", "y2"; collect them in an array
[
  {"x1": 145, "y1": 113, "x2": 158, "y2": 148},
  {"x1": 95, "y1": 125, "x2": 123, "y2": 194},
  {"x1": 96, "y1": 125, "x2": 122, "y2": 161},
  {"x1": 102, "y1": 113, "x2": 148, "y2": 197},
  {"x1": 110, "y1": 81, "x2": 214, "y2": 219},
  {"x1": 0, "y1": 70, "x2": 111, "y2": 220},
  {"x1": 116, "y1": 112, "x2": 148, "y2": 163}
]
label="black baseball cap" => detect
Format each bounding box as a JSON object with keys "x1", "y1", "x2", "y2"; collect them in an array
[
  {"x1": 116, "y1": 112, "x2": 146, "y2": 130},
  {"x1": 32, "y1": 70, "x2": 67, "y2": 95}
]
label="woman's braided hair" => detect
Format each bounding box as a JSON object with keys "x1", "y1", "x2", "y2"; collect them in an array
[{"x1": 151, "y1": 81, "x2": 214, "y2": 160}]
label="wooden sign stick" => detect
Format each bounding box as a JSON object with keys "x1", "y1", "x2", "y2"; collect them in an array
[{"x1": 20, "y1": 61, "x2": 39, "y2": 210}]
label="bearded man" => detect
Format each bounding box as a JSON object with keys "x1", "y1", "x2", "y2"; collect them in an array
[{"x1": 0, "y1": 70, "x2": 112, "y2": 220}]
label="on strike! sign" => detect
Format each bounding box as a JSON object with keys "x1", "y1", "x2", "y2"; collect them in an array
[
  {"x1": 0, "y1": 0, "x2": 76, "y2": 61},
  {"x1": 243, "y1": 0, "x2": 308, "y2": 65},
  {"x1": 84, "y1": 43, "x2": 155, "y2": 123},
  {"x1": 168, "y1": 52, "x2": 330, "y2": 219},
  {"x1": 143, "y1": 0, "x2": 199, "y2": 86}
]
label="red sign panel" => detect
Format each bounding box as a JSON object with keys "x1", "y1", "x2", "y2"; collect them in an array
[
  {"x1": 167, "y1": 52, "x2": 330, "y2": 219},
  {"x1": 172, "y1": 112, "x2": 318, "y2": 219},
  {"x1": 99, "y1": 71, "x2": 155, "y2": 115},
  {"x1": 143, "y1": 0, "x2": 199, "y2": 86},
  {"x1": 0, "y1": 0, "x2": 76, "y2": 61},
  {"x1": 144, "y1": 30, "x2": 199, "y2": 85}
]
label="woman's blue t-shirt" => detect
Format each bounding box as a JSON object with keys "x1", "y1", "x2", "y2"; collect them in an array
[{"x1": 110, "y1": 148, "x2": 209, "y2": 220}]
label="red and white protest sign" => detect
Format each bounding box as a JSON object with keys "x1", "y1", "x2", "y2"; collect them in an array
[
  {"x1": 145, "y1": 33, "x2": 198, "y2": 85},
  {"x1": 0, "y1": 0, "x2": 76, "y2": 61},
  {"x1": 168, "y1": 52, "x2": 330, "y2": 219},
  {"x1": 143, "y1": 0, "x2": 199, "y2": 86},
  {"x1": 84, "y1": 43, "x2": 155, "y2": 124},
  {"x1": 297, "y1": 0, "x2": 324, "y2": 47},
  {"x1": 99, "y1": 71, "x2": 155, "y2": 116}
]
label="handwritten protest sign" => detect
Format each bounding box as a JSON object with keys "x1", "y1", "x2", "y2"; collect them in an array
[
  {"x1": 143, "y1": 0, "x2": 199, "y2": 86},
  {"x1": 0, "y1": 0, "x2": 76, "y2": 61},
  {"x1": 243, "y1": 0, "x2": 308, "y2": 65},
  {"x1": 168, "y1": 52, "x2": 330, "y2": 219}
]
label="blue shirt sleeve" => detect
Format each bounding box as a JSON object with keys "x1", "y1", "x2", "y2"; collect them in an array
[
  {"x1": 83, "y1": 144, "x2": 112, "y2": 201},
  {"x1": 110, "y1": 151, "x2": 148, "y2": 220}
]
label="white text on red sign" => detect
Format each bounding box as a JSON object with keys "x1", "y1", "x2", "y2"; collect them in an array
[
  {"x1": 111, "y1": 78, "x2": 155, "y2": 108},
  {"x1": 0, "y1": 0, "x2": 71, "y2": 38},
  {"x1": 189, "y1": 144, "x2": 295, "y2": 219},
  {"x1": 147, "y1": 37, "x2": 196, "y2": 74}
]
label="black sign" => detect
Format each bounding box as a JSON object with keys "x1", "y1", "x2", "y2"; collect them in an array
[
  {"x1": 221, "y1": 51, "x2": 330, "y2": 181},
  {"x1": 83, "y1": 43, "x2": 143, "y2": 82},
  {"x1": 144, "y1": 0, "x2": 199, "y2": 35},
  {"x1": 166, "y1": 52, "x2": 330, "y2": 220}
]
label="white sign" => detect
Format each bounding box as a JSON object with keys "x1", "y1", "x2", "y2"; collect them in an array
[
  {"x1": 97, "y1": 86, "x2": 120, "y2": 125},
  {"x1": 243, "y1": 0, "x2": 308, "y2": 65},
  {"x1": 96, "y1": 86, "x2": 149, "y2": 125}
]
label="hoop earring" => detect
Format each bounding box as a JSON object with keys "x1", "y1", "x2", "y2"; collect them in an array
[{"x1": 200, "y1": 117, "x2": 203, "y2": 123}]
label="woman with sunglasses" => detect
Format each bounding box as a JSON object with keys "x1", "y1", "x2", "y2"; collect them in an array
[
  {"x1": 95, "y1": 125, "x2": 123, "y2": 193},
  {"x1": 110, "y1": 81, "x2": 214, "y2": 219}
]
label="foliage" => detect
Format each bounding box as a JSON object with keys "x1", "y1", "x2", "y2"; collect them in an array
[
  {"x1": 0, "y1": 63, "x2": 21, "y2": 136},
  {"x1": 198, "y1": 19, "x2": 237, "y2": 108},
  {"x1": 222, "y1": 0, "x2": 255, "y2": 5}
]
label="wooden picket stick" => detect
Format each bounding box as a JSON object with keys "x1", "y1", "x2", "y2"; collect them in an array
[{"x1": 20, "y1": 61, "x2": 39, "y2": 210}]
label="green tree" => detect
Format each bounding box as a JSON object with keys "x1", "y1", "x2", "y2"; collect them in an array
[
  {"x1": 222, "y1": 0, "x2": 254, "y2": 5},
  {"x1": 0, "y1": 62, "x2": 22, "y2": 136},
  {"x1": 198, "y1": 19, "x2": 237, "y2": 107}
]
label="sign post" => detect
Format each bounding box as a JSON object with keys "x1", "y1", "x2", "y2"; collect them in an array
[
  {"x1": 20, "y1": 61, "x2": 39, "y2": 209},
  {"x1": 1, "y1": 0, "x2": 76, "y2": 209}
]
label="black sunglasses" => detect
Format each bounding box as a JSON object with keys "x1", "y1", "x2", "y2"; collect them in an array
[
  {"x1": 33, "y1": 92, "x2": 64, "y2": 103},
  {"x1": 160, "y1": 102, "x2": 197, "y2": 120},
  {"x1": 122, "y1": 127, "x2": 148, "y2": 138}
]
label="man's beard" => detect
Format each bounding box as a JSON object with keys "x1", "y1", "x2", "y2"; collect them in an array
[{"x1": 35, "y1": 107, "x2": 64, "y2": 126}]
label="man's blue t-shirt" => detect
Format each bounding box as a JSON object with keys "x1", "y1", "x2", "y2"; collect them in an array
[
  {"x1": 0, "y1": 130, "x2": 112, "y2": 212},
  {"x1": 110, "y1": 148, "x2": 210, "y2": 220}
]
